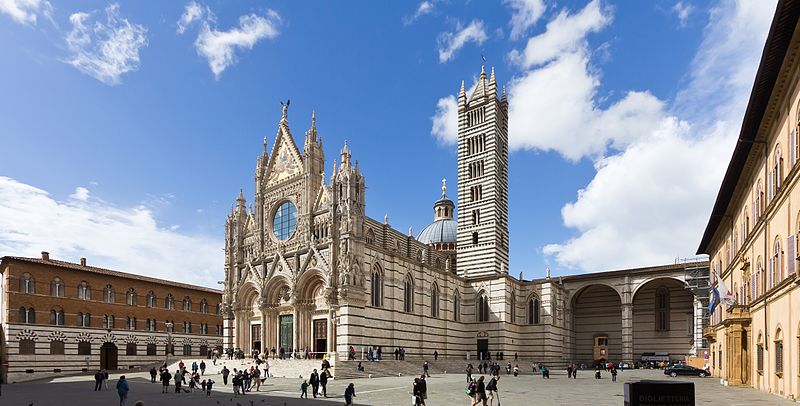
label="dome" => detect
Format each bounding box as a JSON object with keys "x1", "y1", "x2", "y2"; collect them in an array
[{"x1": 417, "y1": 219, "x2": 457, "y2": 244}]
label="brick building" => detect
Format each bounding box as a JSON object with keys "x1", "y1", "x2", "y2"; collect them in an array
[{"x1": 0, "y1": 252, "x2": 223, "y2": 383}]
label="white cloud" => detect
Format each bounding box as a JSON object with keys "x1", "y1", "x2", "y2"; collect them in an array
[
  {"x1": 405, "y1": 1, "x2": 435, "y2": 25},
  {"x1": 508, "y1": 0, "x2": 611, "y2": 68},
  {"x1": 65, "y1": 3, "x2": 147, "y2": 86},
  {"x1": 69, "y1": 186, "x2": 90, "y2": 201},
  {"x1": 192, "y1": 8, "x2": 281, "y2": 78},
  {"x1": 0, "y1": 177, "x2": 223, "y2": 288},
  {"x1": 177, "y1": 1, "x2": 205, "y2": 34},
  {"x1": 437, "y1": 19, "x2": 488, "y2": 63},
  {"x1": 0, "y1": 0, "x2": 52, "y2": 25},
  {"x1": 672, "y1": 1, "x2": 695, "y2": 28},
  {"x1": 506, "y1": 0, "x2": 547, "y2": 40},
  {"x1": 431, "y1": 95, "x2": 458, "y2": 144}
]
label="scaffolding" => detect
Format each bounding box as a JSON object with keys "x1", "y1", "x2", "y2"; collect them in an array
[{"x1": 677, "y1": 256, "x2": 710, "y2": 355}]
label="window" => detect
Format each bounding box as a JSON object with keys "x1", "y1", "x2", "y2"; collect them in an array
[
  {"x1": 774, "y1": 237, "x2": 783, "y2": 285},
  {"x1": 146, "y1": 291, "x2": 156, "y2": 307},
  {"x1": 183, "y1": 344, "x2": 192, "y2": 356},
  {"x1": 78, "y1": 341, "x2": 91, "y2": 355},
  {"x1": 403, "y1": 276, "x2": 414, "y2": 313},
  {"x1": 19, "y1": 339, "x2": 35, "y2": 355},
  {"x1": 200, "y1": 345, "x2": 209, "y2": 356},
  {"x1": 165, "y1": 321, "x2": 174, "y2": 333},
  {"x1": 477, "y1": 293, "x2": 490, "y2": 322},
  {"x1": 431, "y1": 284, "x2": 440, "y2": 318},
  {"x1": 201, "y1": 323, "x2": 208, "y2": 335},
  {"x1": 655, "y1": 287, "x2": 670, "y2": 331},
  {"x1": 510, "y1": 295, "x2": 516, "y2": 323},
  {"x1": 147, "y1": 319, "x2": 156, "y2": 332},
  {"x1": 365, "y1": 229, "x2": 375, "y2": 245},
  {"x1": 757, "y1": 340, "x2": 764, "y2": 372},
  {"x1": 774, "y1": 144, "x2": 784, "y2": 193},
  {"x1": 50, "y1": 278, "x2": 64, "y2": 297},
  {"x1": 453, "y1": 293, "x2": 461, "y2": 322},
  {"x1": 182, "y1": 297, "x2": 192, "y2": 312},
  {"x1": 19, "y1": 307, "x2": 35, "y2": 323},
  {"x1": 756, "y1": 180, "x2": 764, "y2": 220},
  {"x1": 103, "y1": 314, "x2": 115, "y2": 329},
  {"x1": 77, "y1": 312, "x2": 91, "y2": 327},
  {"x1": 50, "y1": 308, "x2": 64, "y2": 325},
  {"x1": 183, "y1": 321, "x2": 191, "y2": 333},
  {"x1": 472, "y1": 210, "x2": 480, "y2": 225},
  {"x1": 126, "y1": 343, "x2": 137, "y2": 356},
  {"x1": 126, "y1": 288, "x2": 137, "y2": 306},
  {"x1": 19, "y1": 273, "x2": 34, "y2": 293},
  {"x1": 472, "y1": 231, "x2": 479, "y2": 245},
  {"x1": 165, "y1": 294, "x2": 174, "y2": 310},
  {"x1": 216, "y1": 303, "x2": 222, "y2": 315},
  {"x1": 146, "y1": 343, "x2": 157, "y2": 356},
  {"x1": 103, "y1": 285, "x2": 115, "y2": 303},
  {"x1": 50, "y1": 340, "x2": 65, "y2": 355},
  {"x1": 200, "y1": 299, "x2": 208, "y2": 313},
  {"x1": 272, "y1": 201, "x2": 298, "y2": 240},
  {"x1": 371, "y1": 265, "x2": 383, "y2": 307},
  {"x1": 127, "y1": 317, "x2": 136, "y2": 331},
  {"x1": 776, "y1": 340, "x2": 784, "y2": 375},
  {"x1": 77, "y1": 281, "x2": 91, "y2": 300},
  {"x1": 528, "y1": 298, "x2": 540, "y2": 324}
]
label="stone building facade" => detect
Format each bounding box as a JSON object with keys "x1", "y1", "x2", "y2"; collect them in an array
[
  {"x1": 0, "y1": 254, "x2": 223, "y2": 383},
  {"x1": 698, "y1": 0, "x2": 800, "y2": 400},
  {"x1": 222, "y1": 67, "x2": 708, "y2": 366}
]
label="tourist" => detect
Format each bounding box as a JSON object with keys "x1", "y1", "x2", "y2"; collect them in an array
[
  {"x1": 149, "y1": 367, "x2": 157, "y2": 383},
  {"x1": 486, "y1": 375, "x2": 499, "y2": 406},
  {"x1": 478, "y1": 363, "x2": 484, "y2": 374},
  {"x1": 506, "y1": 362, "x2": 512, "y2": 375},
  {"x1": 513, "y1": 364, "x2": 519, "y2": 376},
  {"x1": 572, "y1": 365, "x2": 577, "y2": 379},
  {"x1": 611, "y1": 366, "x2": 618, "y2": 382},
  {"x1": 423, "y1": 360, "x2": 430, "y2": 377},
  {"x1": 349, "y1": 345, "x2": 356, "y2": 360},
  {"x1": 174, "y1": 369, "x2": 183, "y2": 393},
  {"x1": 377, "y1": 346, "x2": 383, "y2": 360},
  {"x1": 300, "y1": 379, "x2": 309, "y2": 398},
  {"x1": 319, "y1": 366, "x2": 329, "y2": 397},
  {"x1": 417, "y1": 375, "x2": 428, "y2": 405},
  {"x1": 232, "y1": 372, "x2": 241, "y2": 397},
  {"x1": 595, "y1": 367, "x2": 602, "y2": 379},
  {"x1": 471, "y1": 376, "x2": 487, "y2": 406},
  {"x1": 541, "y1": 366, "x2": 550, "y2": 379},
  {"x1": 252, "y1": 366, "x2": 262, "y2": 391},
  {"x1": 103, "y1": 370, "x2": 110, "y2": 389},
  {"x1": 205, "y1": 378, "x2": 214, "y2": 397},
  {"x1": 160, "y1": 369, "x2": 171, "y2": 393},
  {"x1": 264, "y1": 359, "x2": 270, "y2": 378},
  {"x1": 567, "y1": 364, "x2": 573, "y2": 379},
  {"x1": 466, "y1": 378, "x2": 477, "y2": 403},
  {"x1": 357, "y1": 361, "x2": 365, "y2": 372},
  {"x1": 94, "y1": 370, "x2": 103, "y2": 391},
  {"x1": 188, "y1": 374, "x2": 197, "y2": 392},
  {"x1": 412, "y1": 378, "x2": 423, "y2": 406},
  {"x1": 434, "y1": 350, "x2": 438, "y2": 361},
  {"x1": 178, "y1": 360, "x2": 185, "y2": 371},
  {"x1": 466, "y1": 364, "x2": 473, "y2": 382},
  {"x1": 191, "y1": 361, "x2": 198, "y2": 375},
  {"x1": 199, "y1": 360, "x2": 206, "y2": 376},
  {"x1": 309, "y1": 368, "x2": 320, "y2": 398},
  {"x1": 344, "y1": 383, "x2": 356, "y2": 406},
  {"x1": 514, "y1": 352, "x2": 518, "y2": 361},
  {"x1": 395, "y1": 348, "x2": 400, "y2": 360},
  {"x1": 221, "y1": 366, "x2": 230, "y2": 385},
  {"x1": 116, "y1": 376, "x2": 129, "y2": 406},
  {"x1": 243, "y1": 368, "x2": 251, "y2": 392}
]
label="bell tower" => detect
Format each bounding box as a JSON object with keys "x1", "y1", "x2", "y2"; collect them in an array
[{"x1": 456, "y1": 66, "x2": 509, "y2": 278}]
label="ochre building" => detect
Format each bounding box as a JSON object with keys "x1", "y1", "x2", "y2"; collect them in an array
[
  {"x1": 698, "y1": 0, "x2": 800, "y2": 400},
  {"x1": 0, "y1": 253, "x2": 223, "y2": 383}
]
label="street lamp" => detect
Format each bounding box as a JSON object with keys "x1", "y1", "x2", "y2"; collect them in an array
[{"x1": 165, "y1": 321, "x2": 174, "y2": 359}]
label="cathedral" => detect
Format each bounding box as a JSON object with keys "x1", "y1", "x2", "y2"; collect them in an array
[{"x1": 221, "y1": 67, "x2": 708, "y2": 366}]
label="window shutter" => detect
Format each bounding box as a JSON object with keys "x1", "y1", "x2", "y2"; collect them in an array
[
  {"x1": 789, "y1": 235, "x2": 797, "y2": 275},
  {"x1": 768, "y1": 171, "x2": 774, "y2": 200},
  {"x1": 751, "y1": 274, "x2": 757, "y2": 299},
  {"x1": 769, "y1": 258, "x2": 774, "y2": 288},
  {"x1": 792, "y1": 129, "x2": 797, "y2": 165}
]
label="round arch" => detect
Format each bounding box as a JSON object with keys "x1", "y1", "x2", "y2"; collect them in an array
[
  {"x1": 571, "y1": 284, "x2": 622, "y2": 365},
  {"x1": 631, "y1": 277, "x2": 695, "y2": 359},
  {"x1": 566, "y1": 282, "x2": 622, "y2": 307},
  {"x1": 263, "y1": 275, "x2": 292, "y2": 306}
]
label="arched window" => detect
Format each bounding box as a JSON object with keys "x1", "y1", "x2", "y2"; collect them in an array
[
  {"x1": 165, "y1": 294, "x2": 174, "y2": 310},
  {"x1": 472, "y1": 231, "x2": 479, "y2": 245},
  {"x1": 775, "y1": 327, "x2": 784, "y2": 375},
  {"x1": 453, "y1": 292, "x2": 461, "y2": 322},
  {"x1": 365, "y1": 228, "x2": 375, "y2": 245},
  {"x1": 77, "y1": 312, "x2": 91, "y2": 327},
  {"x1": 773, "y1": 237, "x2": 783, "y2": 285},
  {"x1": 183, "y1": 321, "x2": 192, "y2": 333},
  {"x1": 103, "y1": 285, "x2": 115, "y2": 303},
  {"x1": 126, "y1": 288, "x2": 137, "y2": 305},
  {"x1": 756, "y1": 180, "x2": 764, "y2": 219},
  {"x1": 200, "y1": 299, "x2": 209, "y2": 313},
  {"x1": 146, "y1": 291, "x2": 156, "y2": 308},
  {"x1": 147, "y1": 318, "x2": 156, "y2": 332},
  {"x1": 103, "y1": 314, "x2": 115, "y2": 329},
  {"x1": 77, "y1": 281, "x2": 91, "y2": 300},
  {"x1": 655, "y1": 287, "x2": 670, "y2": 331},
  {"x1": 127, "y1": 316, "x2": 136, "y2": 330},
  {"x1": 416, "y1": 250, "x2": 423, "y2": 262},
  {"x1": 756, "y1": 256, "x2": 763, "y2": 296},
  {"x1": 403, "y1": 276, "x2": 414, "y2": 313},
  {"x1": 431, "y1": 284, "x2": 440, "y2": 318},
  {"x1": 19, "y1": 273, "x2": 34, "y2": 293},
  {"x1": 370, "y1": 265, "x2": 383, "y2": 308},
  {"x1": 50, "y1": 278, "x2": 64, "y2": 297},
  {"x1": 50, "y1": 308, "x2": 64, "y2": 325},
  {"x1": 528, "y1": 297, "x2": 540, "y2": 324},
  {"x1": 774, "y1": 144, "x2": 784, "y2": 192},
  {"x1": 19, "y1": 307, "x2": 35, "y2": 323},
  {"x1": 477, "y1": 292, "x2": 489, "y2": 322},
  {"x1": 183, "y1": 296, "x2": 192, "y2": 312}
]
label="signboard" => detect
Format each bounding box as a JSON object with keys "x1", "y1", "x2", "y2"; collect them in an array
[{"x1": 624, "y1": 381, "x2": 694, "y2": 406}]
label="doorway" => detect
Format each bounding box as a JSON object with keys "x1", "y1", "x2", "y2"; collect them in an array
[
  {"x1": 477, "y1": 339, "x2": 489, "y2": 360},
  {"x1": 313, "y1": 319, "x2": 327, "y2": 357},
  {"x1": 279, "y1": 314, "x2": 293, "y2": 351},
  {"x1": 251, "y1": 324, "x2": 262, "y2": 353},
  {"x1": 100, "y1": 342, "x2": 118, "y2": 370}
]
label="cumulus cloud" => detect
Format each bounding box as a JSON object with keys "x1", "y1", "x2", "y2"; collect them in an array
[
  {"x1": 672, "y1": 1, "x2": 695, "y2": 28},
  {"x1": 69, "y1": 186, "x2": 90, "y2": 201},
  {"x1": 0, "y1": 0, "x2": 52, "y2": 25},
  {"x1": 437, "y1": 19, "x2": 488, "y2": 63},
  {"x1": 176, "y1": 0, "x2": 205, "y2": 34},
  {"x1": 64, "y1": 3, "x2": 147, "y2": 86},
  {"x1": 0, "y1": 177, "x2": 223, "y2": 288},
  {"x1": 506, "y1": 0, "x2": 547, "y2": 40},
  {"x1": 431, "y1": 95, "x2": 458, "y2": 144},
  {"x1": 404, "y1": 1, "x2": 435, "y2": 25}
]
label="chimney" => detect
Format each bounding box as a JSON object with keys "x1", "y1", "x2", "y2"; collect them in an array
[
  {"x1": 41, "y1": 251, "x2": 50, "y2": 261},
  {"x1": 80, "y1": 258, "x2": 87, "y2": 266}
]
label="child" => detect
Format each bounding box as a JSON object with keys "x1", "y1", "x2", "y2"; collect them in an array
[
  {"x1": 300, "y1": 380, "x2": 309, "y2": 398},
  {"x1": 206, "y1": 379, "x2": 214, "y2": 397}
]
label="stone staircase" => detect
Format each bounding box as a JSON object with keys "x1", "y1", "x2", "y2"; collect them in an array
[{"x1": 334, "y1": 358, "x2": 565, "y2": 380}]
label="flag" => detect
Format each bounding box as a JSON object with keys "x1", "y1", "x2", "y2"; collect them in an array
[
  {"x1": 707, "y1": 285, "x2": 720, "y2": 316},
  {"x1": 716, "y1": 273, "x2": 736, "y2": 306}
]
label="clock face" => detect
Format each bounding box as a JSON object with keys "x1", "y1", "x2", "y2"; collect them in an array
[{"x1": 273, "y1": 201, "x2": 298, "y2": 241}]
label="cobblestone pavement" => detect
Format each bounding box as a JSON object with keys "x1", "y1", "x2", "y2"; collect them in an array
[{"x1": 1, "y1": 364, "x2": 795, "y2": 406}]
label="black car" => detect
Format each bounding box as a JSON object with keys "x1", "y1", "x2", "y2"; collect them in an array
[{"x1": 663, "y1": 364, "x2": 710, "y2": 378}]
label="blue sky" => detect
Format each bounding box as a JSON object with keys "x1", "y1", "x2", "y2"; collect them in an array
[{"x1": 0, "y1": 0, "x2": 777, "y2": 287}]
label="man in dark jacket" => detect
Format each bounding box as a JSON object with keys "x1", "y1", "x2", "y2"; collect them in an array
[
  {"x1": 160, "y1": 369, "x2": 172, "y2": 393},
  {"x1": 309, "y1": 369, "x2": 320, "y2": 398},
  {"x1": 319, "y1": 368, "x2": 328, "y2": 397},
  {"x1": 94, "y1": 370, "x2": 103, "y2": 391},
  {"x1": 149, "y1": 367, "x2": 157, "y2": 383},
  {"x1": 221, "y1": 366, "x2": 230, "y2": 385}
]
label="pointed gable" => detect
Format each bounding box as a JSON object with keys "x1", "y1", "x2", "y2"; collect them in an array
[
  {"x1": 265, "y1": 122, "x2": 304, "y2": 187},
  {"x1": 314, "y1": 183, "x2": 331, "y2": 212}
]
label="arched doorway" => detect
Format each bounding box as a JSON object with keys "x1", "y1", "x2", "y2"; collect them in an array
[
  {"x1": 100, "y1": 342, "x2": 118, "y2": 370},
  {"x1": 631, "y1": 278, "x2": 694, "y2": 361},
  {"x1": 295, "y1": 271, "x2": 329, "y2": 357},
  {"x1": 571, "y1": 284, "x2": 622, "y2": 366}
]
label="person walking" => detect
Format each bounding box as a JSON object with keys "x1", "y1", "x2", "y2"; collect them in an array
[
  {"x1": 309, "y1": 368, "x2": 320, "y2": 398},
  {"x1": 221, "y1": 365, "x2": 230, "y2": 385},
  {"x1": 486, "y1": 375, "x2": 500, "y2": 406},
  {"x1": 541, "y1": 366, "x2": 550, "y2": 379},
  {"x1": 417, "y1": 375, "x2": 427, "y2": 405},
  {"x1": 412, "y1": 378, "x2": 423, "y2": 406},
  {"x1": 434, "y1": 350, "x2": 438, "y2": 361},
  {"x1": 344, "y1": 383, "x2": 356, "y2": 406},
  {"x1": 264, "y1": 359, "x2": 270, "y2": 378},
  {"x1": 103, "y1": 370, "x2": 110, "y2": 390},
  {"x1": 174, "y1": 369, "x2": 184, "y2": 393},
  {"x1": 319, "y1": 366, "x2": 329, "y2": 397},
  {"x1": 471, "y1": 376, "x2": 487, "y2": 406},
  {"x1": 191, "y1": 361, "x2": 198, "y2": 375},
  {"x1": 513, "y1": 365, "x2": 519, "y2": 377},
  {"x1": 611, "y1": 366, "x2": 618, "y2": 382},
  {"x1": 149, "y1": 367, "x2": 157, "y2": 383},
  {"x1": 160, "y1": 369, "x2": 171, "y2": 393},
  {"x1": 199, "y1": 360, "x2": 206, "y2": 376},
  {"x1": 116, "y1": 376, "x2": 130, "y2": 406},
  {"x1": 466, "y1": 364, "x2": 473, "y2": 383},
  {"x1": 567, "y1": 364, "x2": 573, "y2": 379},
  {"x1": 94, "y1": 370, "x2": 103, "y2": 391},
  {"x1": 423, "y1": 361, "x2": 430, "y2": 377},
  {"x1": 252, "y1": 366, "x2": 261, "y2": 391},
  {"x1": 205, "y1": 378, "x2": 214, "y2": 397},
  {"x1": 232, "y1": 372, "x2": 241, "y2": 397},
  {"x1": 300, "y1": 380, "x2": 309, "y2": 398}
]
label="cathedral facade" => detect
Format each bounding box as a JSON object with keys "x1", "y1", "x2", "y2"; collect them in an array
[{"x1": 221, "y1": 67, "x2": 708, "y2": 366}]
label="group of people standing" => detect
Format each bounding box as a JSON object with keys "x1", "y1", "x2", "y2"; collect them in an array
[{"x1": 156, "y1": 360, "x2": 215, "y2": 397}]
